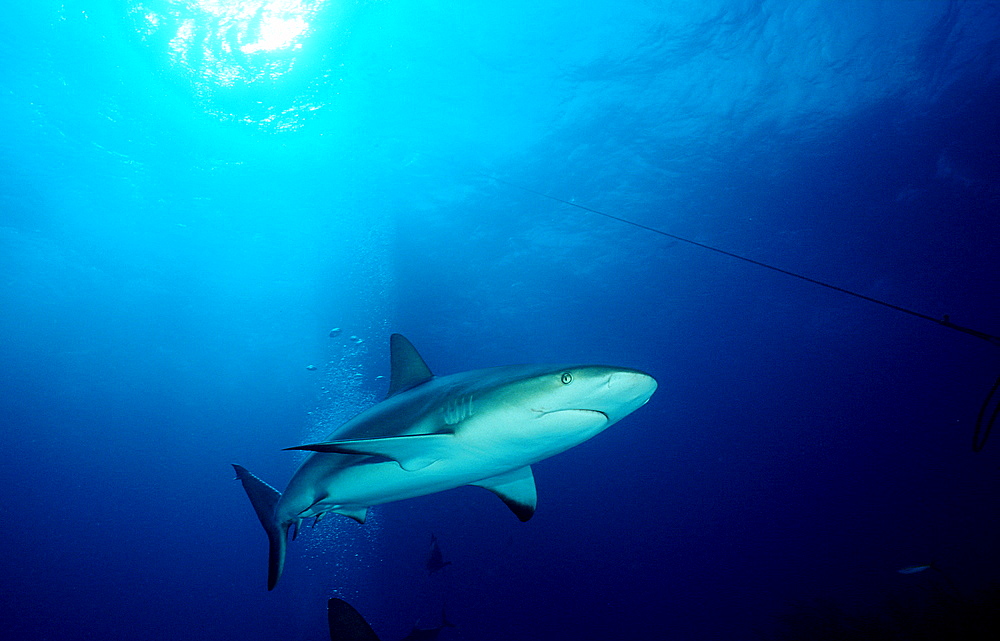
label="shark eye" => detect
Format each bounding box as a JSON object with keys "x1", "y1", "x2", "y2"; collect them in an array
[{"x1": 560, "y1": 372, "x2": 573, "y2": 385}]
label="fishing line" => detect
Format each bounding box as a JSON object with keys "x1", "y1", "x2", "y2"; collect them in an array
[
  {"x1": 972, "y1": 374, "x2": 1000, "y2": 453},
  {"x1": 478, "y1": 173, "x2": 1000, "y2": 451}
]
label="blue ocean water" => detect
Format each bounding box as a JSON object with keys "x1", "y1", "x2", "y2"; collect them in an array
[{"x1": 2, "y1": 1, "x2": 998, "y2": 639}]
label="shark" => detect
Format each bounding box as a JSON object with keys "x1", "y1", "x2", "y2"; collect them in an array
[
  {"x1": 233, "y1": 334, "x2": 657, "y2": 590},
  {"x1": 425, "y1": 534, "x2": 450, "y2": 575}
]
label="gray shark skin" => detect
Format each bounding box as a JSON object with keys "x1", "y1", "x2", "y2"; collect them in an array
[{"x1": 234, "y1": 334, "x2": 657, "y2": 590}]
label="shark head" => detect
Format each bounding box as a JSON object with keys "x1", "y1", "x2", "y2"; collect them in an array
[
  {"x1": 524, "y1": 365, "x2": 657, "y2": 425},
  {"x1": 458, "y1": 364, "x2": 657, "y2": 465}
]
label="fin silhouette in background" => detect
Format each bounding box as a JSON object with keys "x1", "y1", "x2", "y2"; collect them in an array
[
  {"x1": 328, "y1": 598, "x2": 380, "y2": 641},
  {"x1": 327, "y1": 599, "x2": 454, "y2": 641},
  {"x1": 426, "y1": 534, "x2": 451, "y2": 575}
]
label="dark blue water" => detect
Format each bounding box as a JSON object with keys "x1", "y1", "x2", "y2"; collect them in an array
[{"x1": 2, "y1": 2, "x2": 998, "y2": 639}]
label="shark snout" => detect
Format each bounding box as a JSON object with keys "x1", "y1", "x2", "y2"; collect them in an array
[
  {"x1": 600, "y1": 369, "x2": 657, "y2": 421},
  {"x1": 607, "y1": 369, "x2": 657, "y2": 399}
]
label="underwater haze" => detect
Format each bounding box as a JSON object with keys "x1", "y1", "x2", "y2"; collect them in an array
[{"x1": 2, "y1": 1, "x2": 999, "y2": 640}]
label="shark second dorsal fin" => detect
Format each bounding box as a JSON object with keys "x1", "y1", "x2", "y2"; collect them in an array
[{"x1": 387, "y1": 333, "x2": 434, "y2": 398}]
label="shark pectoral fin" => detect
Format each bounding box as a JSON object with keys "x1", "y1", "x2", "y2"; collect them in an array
[
  {"x1": 285, "y1": 433, "x2": 454, "y2": 472},
  {"x1": 331, "y1": 506, "x2": 369, "y2": 524},
  {"x1": 232, "y1": 464, "x2": 287, "y2": 590},
  {"x1": 471, "y1": 466, "x2": 537, "y2": 522}
]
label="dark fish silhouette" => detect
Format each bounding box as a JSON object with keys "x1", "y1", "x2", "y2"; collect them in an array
[
  {"x1": 898, "y1": 563, "x2": 933, "y2": 574},
  {"x1": 328, "y1": 598, "x2": 379, "y2": 641},
  {"x1": 400, "y1": 605, "x2": 454, "y2": 641},
  {"x1": 426, "y1": 534, "x2": 451, "y2": 575},
  {"x1": 328, "y1": 599, "x2": 453, "y2": 641}
]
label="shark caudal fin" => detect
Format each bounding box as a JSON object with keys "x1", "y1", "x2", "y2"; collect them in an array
[{"x1": 232, "y1": 464, "x2": 288, "y2": 590}]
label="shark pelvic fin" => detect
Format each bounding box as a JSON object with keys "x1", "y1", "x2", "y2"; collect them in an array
[
  {"x1": 232, "y1": 464, "x2": 288, "y2": 590},
  {"x1": 386, "y1": 334, "x2": 434, "y2": 397},
  {"x1": 285, "y1": 433, "x2": 453, "y2": 471},
  {"x1": 471, "y1": 466, "x2": 537, "y2": 522}
]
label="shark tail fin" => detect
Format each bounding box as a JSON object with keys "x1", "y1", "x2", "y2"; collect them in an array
[{"x1": 232, "y1": 464, "x2": 287, "y2": 590}]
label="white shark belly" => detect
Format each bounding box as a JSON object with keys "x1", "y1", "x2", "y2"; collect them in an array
[{"x1": 308, "y1": 456, "x2": 512, "y2": 513}]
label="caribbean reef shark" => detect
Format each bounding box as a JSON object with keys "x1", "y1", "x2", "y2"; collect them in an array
[{"x1": 234, "y1": 334, "x2": 656, "y2": 589}]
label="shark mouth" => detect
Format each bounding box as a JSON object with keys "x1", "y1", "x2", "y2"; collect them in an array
[{"x1": 539, "y1": 408, "x2": 609, "y2": 421}]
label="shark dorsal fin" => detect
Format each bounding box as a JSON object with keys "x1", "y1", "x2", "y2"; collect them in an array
[{"x1": 387, "y1": 333, "x2": 434, "y2": 397}]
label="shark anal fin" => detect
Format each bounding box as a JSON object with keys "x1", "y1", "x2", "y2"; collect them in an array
[
  {"x1": 285, "y1": 433, "x2": 453, "y2": 472},
  {"x1": 232, "y1": 464, "x2": 287, "y2": 590},
  {"x1": 386, "y1": 334, "x2": 434, "y2": 398},
  {"x1": 332, "y1": 506, "x2": 369, "y2": 524},
  {"x1": 471, "y1": 466, "x2": 537, "y2": 522}
]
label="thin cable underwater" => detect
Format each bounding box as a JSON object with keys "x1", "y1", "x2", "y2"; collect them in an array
[
  {"x1": 973, "y1": 375, "x2": 1000, "y2": 453},
  {"x1": 478, "y1": 172, "x2": 999, "y2": 452},
  {"x1": 493, "y1": 176, "x2": 1000, "y2": 348}
]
